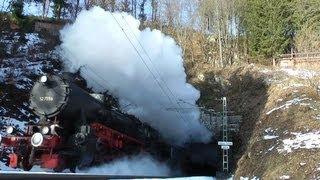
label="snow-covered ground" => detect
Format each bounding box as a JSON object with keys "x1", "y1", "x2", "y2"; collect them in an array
[
  {"x1": 279, "y1": 175, "x2": 290, "y2": 180},
  {"x1": 0, "y1": 116, "x2": 26, "y2": 131},
  {"x1": 263, "y1": 135, "x2": 278, "y2": 140},
  {"x1": 240, "y1": 176, "x2": 260, "y2": 180},
  {"x1": 0, "y1": 32, "x2": 45, "y2": 55},
  {"x1": 266, "y1": 97, "x2": 311, "y2": 115},
  {"x1": 278, "y1": 131, "x2": 320, "y2": 153},
  {"x1": 263, "y1": 127, "x2": 279, "y2": 140},
  {"x1": 249, "y1": 65, "x2": 320, "y2": 178},
  {"x1": 0, "y1": 58, "x2": 46, "y2": 89},
  {"x1": 281, "y1": 68, "x2": 318, "y2": 79},
  {"x1": 0, "y1": 31, "x2": 61, "y2": 172},
  {"x1": 0, "y1": 32, "x2": 60, "y2": 90}
]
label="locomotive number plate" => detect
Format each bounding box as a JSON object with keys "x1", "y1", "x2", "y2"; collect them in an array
[{"x1": 39, "y1": 96, "x2": 54, "y2": 101}]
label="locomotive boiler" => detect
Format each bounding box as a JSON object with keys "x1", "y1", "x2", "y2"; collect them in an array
[
  {"x1": 28, "y1": 73, "x2": 161, "y2": 144},
  {"x1": 0, "y1": 73, "x2": 218, "y2": 175}
]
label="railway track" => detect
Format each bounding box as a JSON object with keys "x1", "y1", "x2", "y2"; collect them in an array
[{"x1": 0, "y1": 171, "x2": 172, "y2": 180}]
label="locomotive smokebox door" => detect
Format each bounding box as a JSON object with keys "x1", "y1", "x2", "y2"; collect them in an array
[
  {"x1": 29, "y1": 73, "x2": 104, "y2": 122},
  {"x1": 29, "y1": 75, "x2": 70, "y2": 118}
]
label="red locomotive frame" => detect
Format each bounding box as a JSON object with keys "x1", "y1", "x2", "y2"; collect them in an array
[{"x1": 1, "y1": 122, "x2": 145, "y2": 171}]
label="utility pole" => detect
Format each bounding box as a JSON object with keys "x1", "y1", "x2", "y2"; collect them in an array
[
  {"x1": 198, "y1": 97, "x2": 241, "y2": 177},
  {"x1": 222, "y1": 97, "x2": 229, "y2": 173},
  {"x1": 218, "y1": 97, "x2": 232, "y2": 175},
  {"x1": 216, "y1": 0, "x2": 223, "y2": 68}
]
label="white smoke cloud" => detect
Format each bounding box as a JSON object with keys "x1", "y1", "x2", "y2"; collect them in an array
[
  {"x1": 59, "y1": 7, "x2": 211, "y2": 145},
  {"x1": 77, "y1": 154, "x2": 172, "y2": 176}
]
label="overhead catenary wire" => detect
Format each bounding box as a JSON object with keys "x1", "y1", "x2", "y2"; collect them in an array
[
  {"x1": 81, "y1": 66, "x2": 110, "y2": 91},
  {"x1": 117, "y1": 13, "x2": 199, "y2": 124},
  {"x1": 118, "y1": 13, "x2": 187, "y2": 106},
  {"x1": 62, "y1": 48, "x2": 113, "y2": 92},
  {"x1": 108, "y1": 12, "x2": 189, "y2": 125},
  {"x1": 83, "y1": 65, "x2": 167, "y2": 113},
  {"x1": 63, "y1": 46, "x2": 172, "y2": 122}
]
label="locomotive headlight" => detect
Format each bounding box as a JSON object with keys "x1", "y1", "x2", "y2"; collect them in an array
[
  {"x1": 41, "y1": 126, "x2": 50, "y2": 135},
  {"x1": 6, "y1": 126, "x2": 13, "y2": 134},
  {"x1": 31, "y1": 133, "x2": 43, "y2": 147},
  {"x1": 40, "y1": 75, "x2": 47, "y2": 83}
]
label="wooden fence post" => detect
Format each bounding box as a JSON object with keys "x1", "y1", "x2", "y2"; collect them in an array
[{"x1": 273, "y1": 58, "x2": 276, "y2": 67}]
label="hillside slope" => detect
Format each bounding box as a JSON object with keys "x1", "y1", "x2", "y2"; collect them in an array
[
  {"x1": 0, "y1": 29, "x2": 62, "y2": 171},
  {"x1": 188, "y1": 63, "x2": 320, "y2": 179}
]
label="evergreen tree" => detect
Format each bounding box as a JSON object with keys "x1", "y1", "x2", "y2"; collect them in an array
[
  {"x1": 292, "y1": 0, "x2": 320, "y2": 52},
  {"x1": 242, "y1": 0, "x2": 295, "y2": 58},
  {"x1": 10, "y1": 0, "x2": 24, "y2": 19},
  {"x1": 52, "y1": 0, "x2": 66, "y2": 19}
]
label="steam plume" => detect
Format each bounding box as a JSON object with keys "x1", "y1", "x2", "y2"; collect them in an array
[
  {"x1": 78, "y1": 154, "x2": 172, "y2": 176},
  {"x1": 59, "y1": 7, "x2": 211, "y2": 145}
]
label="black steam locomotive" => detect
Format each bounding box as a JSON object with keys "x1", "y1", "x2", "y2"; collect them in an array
[{"x1": 0, "y1": 73, "x2": 218, "y2": 175}]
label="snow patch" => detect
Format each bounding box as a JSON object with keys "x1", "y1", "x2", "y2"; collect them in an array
[
  {"x1": 0, "y1": 117, "x2": 26, "y2": 131},
  {"x1": 264, "y1": 128, "x2": 279, "y2": 140},
  {"x1": 19, "y1": 108, "x2": 31, "y2": 117},
  {"x1": 299, "y1": 162, "x2": 306, "y2": 166},
  {"x1": 0, "y1": 58, "x2": 45, "y2": 89},
  {"x1": 282, "y1": 83, "x2": 306, "y2": 90},
  {"x1": 278, "y1": 131, "x2": 320, "y2": 153},
  {"x1": 260, "y1": 69, "x2": 271, "y2": 74},
  {"x1": 0, "y1": 107, "x2": 7, "y2": 115},
  {"x1": 266, "y1": 97, "x2": 310, "y2": 115},
  {"x1": 279, "y1": 175, "x2": 290, "y2": 179},
  {"x1": 267, "y1": 146, "x2": 275, "y2": 151},
  {"x1": 263, "y1": 135, "x2": 278, "y2": 140},
  {"x1": 240, "y1": 177, "x2": 260, "y2": 180},
  {"x1": 281, "y1": 68, "x2": 318, "y2": 79}
]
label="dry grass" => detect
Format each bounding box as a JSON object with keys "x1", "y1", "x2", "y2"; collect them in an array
[
  {"x1": 233, "y1": 67, "x2": 320, "y2": 179},
  {"x1": 188, "y1": 63, "x2": 320, "y2": 179}
]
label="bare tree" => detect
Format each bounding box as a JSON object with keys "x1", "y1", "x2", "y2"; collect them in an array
[
  {"x1": 160, "y1": 0, "x2": 181, "y2": 27},
  {"x1": 84, "y1": 0, "x2": 90, "y2": 10},
  {"x1": 74, "y1": 0, "x2": 80, "y2": 17},
  {"x1": 139, "y1": 0, "x2": 147, "y2": 24},
  {"x1": 151, "y1": 0, "x2": 158, "y2": 22},
  {"x1": 42, "y1": 0, "x2": 50, "y2": 18},
  {"x1": 121, "y1": 0, "x2": 131, "y2": 12},
  {"x1": 85, "y1": 0, "x2": 117, "y2": 12},
  {"x1": 131, "y1": 0, "x2": 137, "y2": 18}
]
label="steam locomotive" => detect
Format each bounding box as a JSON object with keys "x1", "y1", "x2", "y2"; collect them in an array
[{"x1": 0, "y1": 73, "x2": 218, "y2": 175}]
